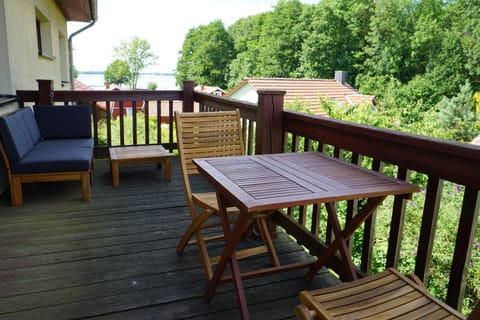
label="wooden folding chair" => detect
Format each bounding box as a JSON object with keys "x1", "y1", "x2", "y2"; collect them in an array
[
  {"x1": 175, "y1": 110, "x2": 279, "y2": 280},
  {"x1": 295, "y1": 268, "x2": 479, "y2": 320}
]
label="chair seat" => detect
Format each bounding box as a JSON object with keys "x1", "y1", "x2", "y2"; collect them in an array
[
  {"x1": 193, "y1": 192, "x2": 239, "y2": 214},
  {"x1": 296, "y1": 268, "x2": 466, "y2": 320}
]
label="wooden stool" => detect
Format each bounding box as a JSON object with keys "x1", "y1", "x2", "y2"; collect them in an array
[{"x1": 109, "y1": 145, "x2": 171, "y2": 186}]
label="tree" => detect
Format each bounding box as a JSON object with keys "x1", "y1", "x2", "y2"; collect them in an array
[
  {"x1": 437, "y1": 80, "x2": 479, "y2": 142},
  {"x1": 360, "y1": 0, "x2": 417, "y2": 83},
  {"x1": 176, "y1": 20, "x2": 235, "y2": 88},
  {"x1": 73, "y1": 66, "x2": 79, "y2": 79},
  {"x1": 227, "y1": 14, "x2": 266, "y2": 88},
  {"x1": 299, "y1": 0, "x2": 373, "y2": 82},
  {"x1": 104, "y1": 59, "x2": 130, "y2": 87},
  {"x1": 254, "y1": 0, "x2": 310, "y2": 78},
  {"x1": 113, "y1": 37, "x2": 158, "y2": 90}
]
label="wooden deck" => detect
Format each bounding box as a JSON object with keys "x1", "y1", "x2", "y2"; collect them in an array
[{"x1": 0, "y1": 157, "x2": 340, "y2": 320}]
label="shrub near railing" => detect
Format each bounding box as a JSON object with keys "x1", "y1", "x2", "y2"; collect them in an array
[
  {"x1": 97, "y1": 114, "x2": 175, "y2": 150},
  {"x1": 281, "y1": 110, "x2": 480, "y2": 315}
]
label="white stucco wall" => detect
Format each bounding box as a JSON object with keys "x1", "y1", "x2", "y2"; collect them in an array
[
  {"x1": 0, "y1": 0, "x2": 13, "y2": 94},
  {"x1": 228, "y1": 84, "x2": 259, "y2": 104},
  {"x1": 2, "y1": 0, "x2": 69, "y2": 92}
]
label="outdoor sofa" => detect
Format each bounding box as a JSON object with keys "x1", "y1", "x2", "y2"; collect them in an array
[{"x1": 0, "y1": 105, "x2": 93, "y2": 207}]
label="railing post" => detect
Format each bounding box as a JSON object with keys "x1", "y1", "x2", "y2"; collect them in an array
[
  {"x1": 446, "y1": 188, "x2": 480, "y2": 310},
  {"x1": 37, "y1": 79, "x2": 54, "y2": 105},
  {"x1": 182, "y1": 80, "x2": 195, "y2": 112},
  {"x1": 256, "y1": 90, "x2": 285, "y2": 155}
]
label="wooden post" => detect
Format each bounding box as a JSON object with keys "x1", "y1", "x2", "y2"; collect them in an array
[
  {"x1": 446, "y1": 188, "x2": 479, "y2": 310},
  {"x1": 37, "y1": 79, "x2": 54, "y2": 105},
  {"x1": 256, "y1": 90, "x2": 285, "y2": 155},
  {"x1": 182, "y1": 80, "x2": 195, "y2": 112}
]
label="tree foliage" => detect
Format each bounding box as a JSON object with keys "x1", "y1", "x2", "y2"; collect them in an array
[
  {"x1": 299, "y1": 0, "x2": 372, "y2": 83},
  {"x1": 437, "y1": 80, "x2": 479, "y2": 141},
  {"x1": 104, "y1": 59, "x2": 130, "y2": 86},
  {"x1": 176, "y1": 0, "x2": 480, "y2": 142},
  {"x1": 114, "y1": 37, "x2": 158, "y2": 90},
  {"x1": 254, "y1": 0, "x2": 309, "y2": 78},
  {"x1": 227, "y1": 14, "x2": 266, "y2": 87},
  {"x1": 175, "y1": 20, "x2": 235, "y2": 89}
]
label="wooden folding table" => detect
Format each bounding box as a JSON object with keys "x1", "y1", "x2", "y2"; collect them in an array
[{"x1": 194, "y1": 152, "x2": 420, "y2": 319}]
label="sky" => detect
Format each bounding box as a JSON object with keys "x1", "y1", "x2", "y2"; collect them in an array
[{"x1": 70, "y1": 0, "x2": 318, "y2": 74}]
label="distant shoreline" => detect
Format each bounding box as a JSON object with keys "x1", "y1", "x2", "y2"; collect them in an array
[
  {"x1": 79, "y1": 71, "x2": 175, "y2": 76},
  {"x1": 77, "y1": 73, "x2": 178, "y2": 90}
]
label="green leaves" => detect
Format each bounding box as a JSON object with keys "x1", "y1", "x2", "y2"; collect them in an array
[
  {"x1": 113, "y1": 37, "x2": 158, "y2": 90},
  {"x1": 104, "y1": 59, "x2": 130, "y2": 86},
  {"x1": 175, "y1": 20, "x2": 235, "y2": 89},
  {"x1": 437, "y1": 80, "x2": 479, "y2": 142}
]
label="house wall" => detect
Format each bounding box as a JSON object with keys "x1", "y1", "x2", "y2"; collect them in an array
[
  {"x1": 0, "y1": 0, "x2": 13, "y2": 94},
  {"x1": 228, "y1": 84, "x2": 259, "y2": 104},
  {"x1": 1, "y1": 0, "x2": 69, "y2": 94}
]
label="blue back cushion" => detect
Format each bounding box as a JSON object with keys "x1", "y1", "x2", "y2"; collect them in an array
[
  {"x1": 0, "y1": 108, "x2": 41, "y2": 162},
  {"x1": 34, "y1": 105, "x2": 92, "y2": 138}
]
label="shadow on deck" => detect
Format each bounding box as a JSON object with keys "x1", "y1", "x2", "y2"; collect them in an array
[{"x1": 0, "y1": 157, "x2": 340, "y2": 320}]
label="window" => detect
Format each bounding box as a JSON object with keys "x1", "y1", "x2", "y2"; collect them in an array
[
  {"x1": 36, "y1": 19, "x2": 42, "y2": 54},
  {"x1": 35, "y1": 8, "x2": 54, "y2": 59},
  {"x1": 58, "y1": 32, "x2": 68, "y2": 84}
]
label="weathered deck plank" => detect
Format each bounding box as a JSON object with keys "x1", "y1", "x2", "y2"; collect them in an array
[{"x1": 0, "y1": 157, "x2": 339, "y2": 319}]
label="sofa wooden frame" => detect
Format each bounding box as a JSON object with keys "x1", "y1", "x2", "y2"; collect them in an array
[{"x1": 0, "y1": 141, "x2": 91, "y2": 207}]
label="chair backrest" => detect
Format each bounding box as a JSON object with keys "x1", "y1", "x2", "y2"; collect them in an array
[
  {"x1": 175, "y1": 110, "x2": 244, "y2": 177},
  {"x1": 175, "y1": 110, "x2": 245, "y2": 208}
]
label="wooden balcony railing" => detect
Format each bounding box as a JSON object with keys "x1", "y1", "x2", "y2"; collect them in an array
[
  {"x1": 14, "y1": 80, "x2": 479, "y2": 312},
  {"x1": 279, "y1": 111, "x2": 479, "y2": 312},
  {"x1": 17, "y1": 80, "x2": 191, "y2": 156},
  {"x1": 16, "y1": 80, "x2": 282, "y2": 156}
]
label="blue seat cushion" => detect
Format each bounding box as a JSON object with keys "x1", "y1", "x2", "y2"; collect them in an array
[
  {"x1": 0, "y1": 108, "x2": 41, "y2": 163},
  {"x1": 10, "y1": 139, "x2": 93, "y2": 174},
  {"x1": 34, "y1": 105, "x2": 92, "y2": 139}
]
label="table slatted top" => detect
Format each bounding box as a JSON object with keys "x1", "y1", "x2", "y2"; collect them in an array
[
  {"x1": 109, "y1": 145, "x2": 170, "y2": 161},
  {"x1": 194, "y1": 152, "x2": 420, "y2": 212}
]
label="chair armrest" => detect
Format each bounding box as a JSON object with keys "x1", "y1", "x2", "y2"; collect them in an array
[{"x1": 295, "y1": 304, "x2": 316, "y2": 320}]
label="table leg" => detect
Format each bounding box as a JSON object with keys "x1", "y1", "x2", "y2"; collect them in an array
[
  {"x1": 164, "y1": 157, "x2": 171, "y2": 182},
  {"x1": 205, "y1": 193, "x2": 251, "y2": 320},
  {"x1": 111, "y1": 160, "x2": 119, "y2": 186},
  {"x1": 304, "y1": 196, "x2": 386, "y2": 281},
  {"x1": 325, "y1": 202, "x2": 357, "y2": 281}
]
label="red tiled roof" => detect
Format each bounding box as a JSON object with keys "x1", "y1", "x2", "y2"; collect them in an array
[
  {"x1": 74, "y1": 79, "x2": 94, "y2": 91},
  {"x1": 227, "y1": 78, "x2": 375, "y2": 116},
  {"x1": 73, "y1": 80, "x2": 108, "y2": 113}
]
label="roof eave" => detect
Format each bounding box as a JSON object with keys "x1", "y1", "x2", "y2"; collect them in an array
[{"x1": 55, "y1": 0, "x2": 97, "y2": 22}]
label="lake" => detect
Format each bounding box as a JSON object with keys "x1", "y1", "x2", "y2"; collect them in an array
[{"x1": 77, "y1": 73, "x2": 178, "y2": 90}]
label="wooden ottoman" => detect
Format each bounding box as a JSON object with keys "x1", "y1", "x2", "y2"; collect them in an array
[{"x1": 109, "y1": 145, "x2": 171, "y2": 186}]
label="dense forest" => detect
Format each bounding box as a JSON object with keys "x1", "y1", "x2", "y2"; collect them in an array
[{"x1": 176, "y1": 0, "x2": 479, "y2": 143}]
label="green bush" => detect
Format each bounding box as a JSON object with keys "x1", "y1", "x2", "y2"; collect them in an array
[{"x1": 96, "y1": 113, "x2": 175, "y2": 147}]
